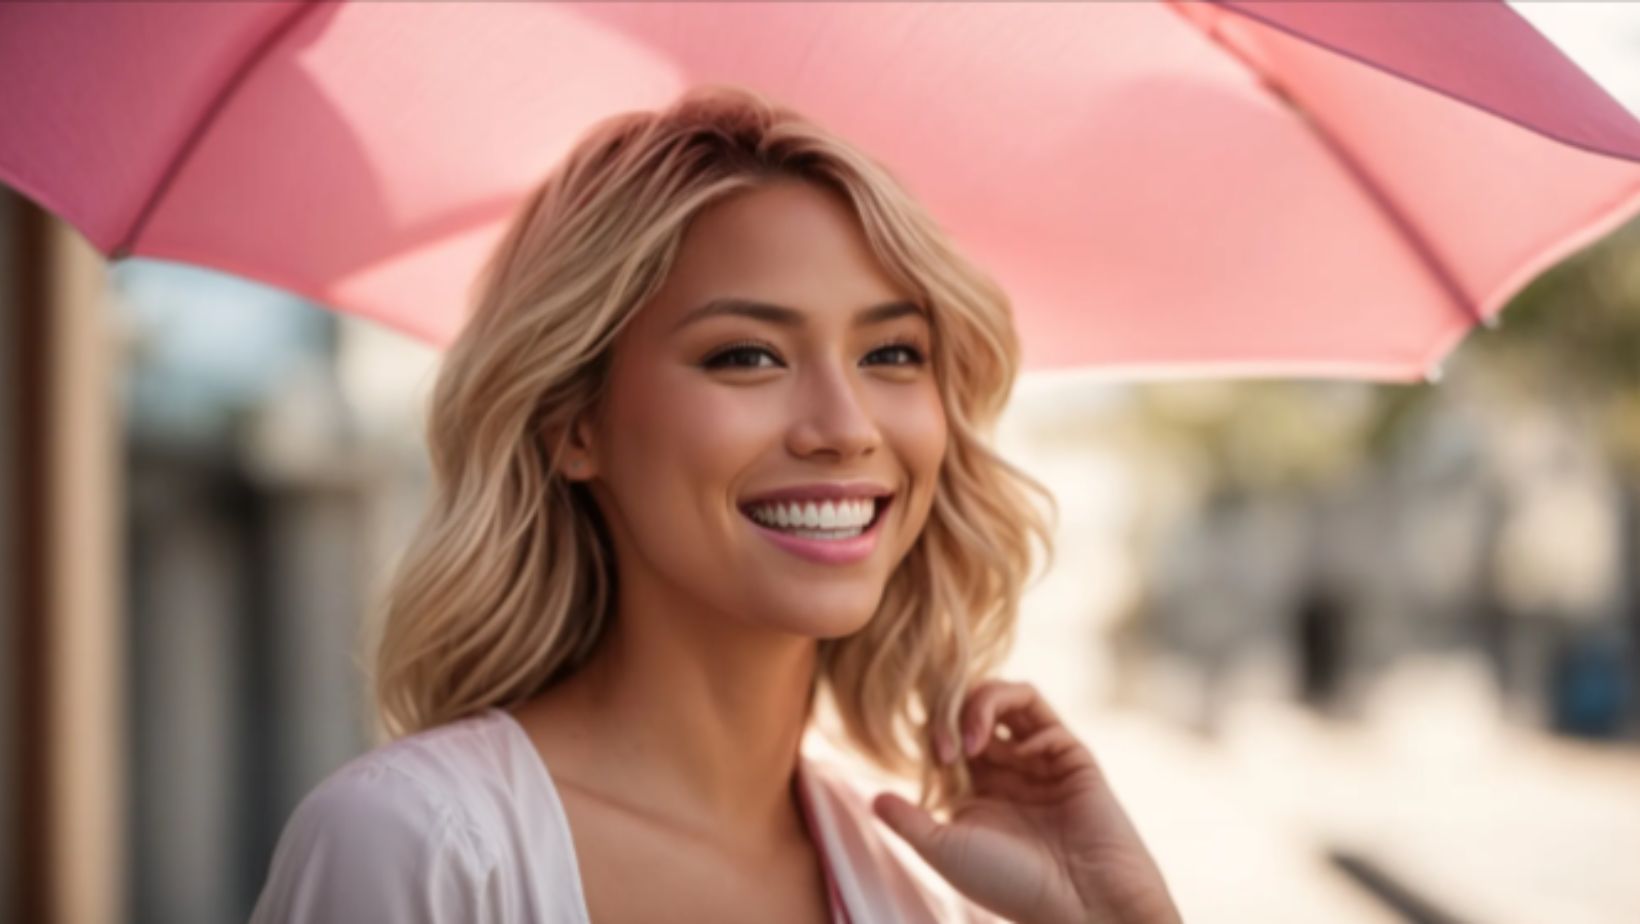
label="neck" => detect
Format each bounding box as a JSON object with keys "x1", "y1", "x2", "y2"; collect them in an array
[{"x1": 543, "y1": 589, "x2": 822, "y2": 849}]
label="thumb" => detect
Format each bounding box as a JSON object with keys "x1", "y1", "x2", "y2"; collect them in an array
[{"x1": 871, "y1": 791, "x2": 953, "y2": 868}]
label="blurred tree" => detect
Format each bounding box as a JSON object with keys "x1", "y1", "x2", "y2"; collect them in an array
[{"x1": 1471, "y1": 218, "x2": 1640, "y2": 478}]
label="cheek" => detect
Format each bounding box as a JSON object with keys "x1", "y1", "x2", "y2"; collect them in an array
[
  {"x1": 889, "y1": 384, "x2": 948, "y2": 495},
  {"x1": 613, "y1": 367, "x2": 769, "y2": 483},
  {"x1": 875, "y1": 385, "x2": 946, "y2": 553}
]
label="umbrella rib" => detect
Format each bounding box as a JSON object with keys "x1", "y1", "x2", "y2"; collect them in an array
[
  {"x1": 1271, "y1": 82, "x2": 1488, "y2": 332},
  {"x1": 1213, "y1": 0, "x2": 1640, "y2": 167},
  {"x1": 114, "y1": 0, "x2": 329, "y2": 259},
  {"x1": 1179, "y1": 2, "x2": 1490, "y2": 346}
]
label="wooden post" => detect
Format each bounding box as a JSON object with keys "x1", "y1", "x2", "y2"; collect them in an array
[{"x1": 2, "y1": 191, "x2": 126, "y2": 924}]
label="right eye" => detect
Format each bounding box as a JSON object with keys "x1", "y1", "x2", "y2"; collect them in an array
[{"x1": 702, "y1": 342, "x2": 782, "y2": 370}]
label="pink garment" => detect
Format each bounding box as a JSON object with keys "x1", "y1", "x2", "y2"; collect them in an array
[{"x1": 250, "y1": 707, "x2": 999, "y2": 923}]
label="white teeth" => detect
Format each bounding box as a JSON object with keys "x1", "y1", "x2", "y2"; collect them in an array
[{"x1": 746, "y1": 498, "x2": 876, "y2": 531}]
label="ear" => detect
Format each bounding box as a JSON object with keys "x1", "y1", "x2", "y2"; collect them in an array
[{"x1": 557, "y1": 414, "x2": 600, "y2": 483}]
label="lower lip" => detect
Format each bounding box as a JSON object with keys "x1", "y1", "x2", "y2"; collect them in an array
[{"x1": 741, "y1": 499, "x2": 891, "y2": 566}]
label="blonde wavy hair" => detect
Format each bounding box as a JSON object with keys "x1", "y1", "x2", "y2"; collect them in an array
[{"x1": 365, "y1": 83, "x2": 1057, "y2": 814}]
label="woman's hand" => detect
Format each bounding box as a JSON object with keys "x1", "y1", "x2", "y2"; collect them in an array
[{"x1": 871, "y1": 679, "x2": 1182, "y2": 924}]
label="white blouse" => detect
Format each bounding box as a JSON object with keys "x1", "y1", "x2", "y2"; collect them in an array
[{"x1": 249, "y1": 707, "x2": 1003, "y2": 923}]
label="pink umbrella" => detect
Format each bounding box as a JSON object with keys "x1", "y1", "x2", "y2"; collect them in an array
[{"x1": 3, "y1": 0, "x2": 1638, "y2": 381}]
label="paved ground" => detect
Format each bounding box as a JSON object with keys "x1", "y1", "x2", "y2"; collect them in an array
[{"x1": 1075, "y1": 694, "x2": 1640, "y2": 923}]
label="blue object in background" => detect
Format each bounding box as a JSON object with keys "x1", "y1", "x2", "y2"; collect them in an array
[{"x1": 1549, "y1": 628, "x2": 1631, "y2": 739}]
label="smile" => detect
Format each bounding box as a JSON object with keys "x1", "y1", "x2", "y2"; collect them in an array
[{"x1": 737, "y1": 495, "x2": 893, "y2": 565}]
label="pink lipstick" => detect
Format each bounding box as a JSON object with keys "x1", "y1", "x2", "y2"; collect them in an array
[{"x1": 741, "y1": 496, "x2": 892, "y2": 565}]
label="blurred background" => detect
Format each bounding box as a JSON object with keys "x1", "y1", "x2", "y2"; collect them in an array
[{"x1": 5, "y1": 5, "x2": 1640, "y2": 924}]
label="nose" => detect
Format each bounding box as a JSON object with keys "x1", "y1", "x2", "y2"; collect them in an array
[{"x1": 786, "y1": 356, "x2": 882, "y2": 463}]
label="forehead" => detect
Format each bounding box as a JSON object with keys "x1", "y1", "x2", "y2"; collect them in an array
[{"x1": 642, "y1": 179, "x2": 919, "y2": 330}]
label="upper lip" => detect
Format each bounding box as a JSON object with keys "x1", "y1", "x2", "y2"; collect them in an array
[{"x1": 740, "y1": 481, "x2": 895, "y2": 506}]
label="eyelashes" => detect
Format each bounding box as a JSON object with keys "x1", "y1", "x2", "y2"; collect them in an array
[{"x1": 701, "y1": 338, "x2": 929, "y2": 371}]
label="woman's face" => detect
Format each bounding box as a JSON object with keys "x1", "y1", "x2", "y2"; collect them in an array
[{"x1": 566, "y1": 178, "x2": 947, "y2": 638}]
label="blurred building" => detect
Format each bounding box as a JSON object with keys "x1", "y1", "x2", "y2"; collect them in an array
[
  {"x1": 2, "y1": 188, "x2": 442, "y2": 924},
  {"x1": 1104, "y1": 253, "x2": 1640, "y2": 749},
  {"x1": 1115, "y1": 378, "x2": 1635, "y2": 743},
  {"x1": 115, "y1": 258, "x2": 440, "y2": 924}
]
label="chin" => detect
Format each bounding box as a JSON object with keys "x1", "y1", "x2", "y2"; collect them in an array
[{"x1": 768, "y1": 601, "x2": 879, "y2": 640}]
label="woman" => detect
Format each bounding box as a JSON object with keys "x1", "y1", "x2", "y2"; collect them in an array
[{"x1": 251, "y1": 84, "x2": 1181, "y2": 924}]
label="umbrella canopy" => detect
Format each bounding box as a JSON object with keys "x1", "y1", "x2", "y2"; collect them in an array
[{"x1": 3, "y1": 0, "x2": 1639, "y2": 381}]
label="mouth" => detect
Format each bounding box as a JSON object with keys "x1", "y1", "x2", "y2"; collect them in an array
[
  {"x1": 737, "y1": 494, "x2": 894, "y2": 538},
  {"x1": 736, "y1": 494, "x2": 894, "y2": 566}
]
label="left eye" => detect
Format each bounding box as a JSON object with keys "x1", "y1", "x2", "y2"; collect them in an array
[{"x1": 869, "y1": 344, "x2": 925, "y2": 366}]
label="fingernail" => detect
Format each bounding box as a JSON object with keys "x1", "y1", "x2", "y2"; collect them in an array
[
  {"x1": 936, "y1": 733, "x2": 956, "y2": 764},
  {"x1": 963, "y1": 728, "x2": 980, "y2": 757}
]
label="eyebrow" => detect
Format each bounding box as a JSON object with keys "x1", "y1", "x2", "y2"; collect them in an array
[{"x1": 670, "y1": 297, "x2": 927, "y2": 334}]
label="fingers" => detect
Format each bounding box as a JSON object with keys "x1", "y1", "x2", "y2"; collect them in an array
[
  {"x1": 973, "y1": 722, "x2": 1080, "y2": 781},
  {"x1": 927, "y1": 679, "x2": 1098, "y2": 794},
  {"x1": 1012, "y1": 724, "x2": 1079, "y2": 761},
  {"x1": 967, "y1": 742, "x2": 1050, "y2": 800},
  {"x1": 943, "y1": 679, "x2": 1110, "y2": 796},
  {"x1": 871, "y1": 791, "x2": 953, "y2": 867},
  {"x1": 958, "y1": 679, "x2": 1064, "y2": 760}
]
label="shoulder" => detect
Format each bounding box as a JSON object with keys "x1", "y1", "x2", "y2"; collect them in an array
[
  {"x1": 250, "y1": 713, "x2": 516, "y2": 923},
  {"x1": 288, "y1": 710, "x2": 518, "y2": 856}
]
